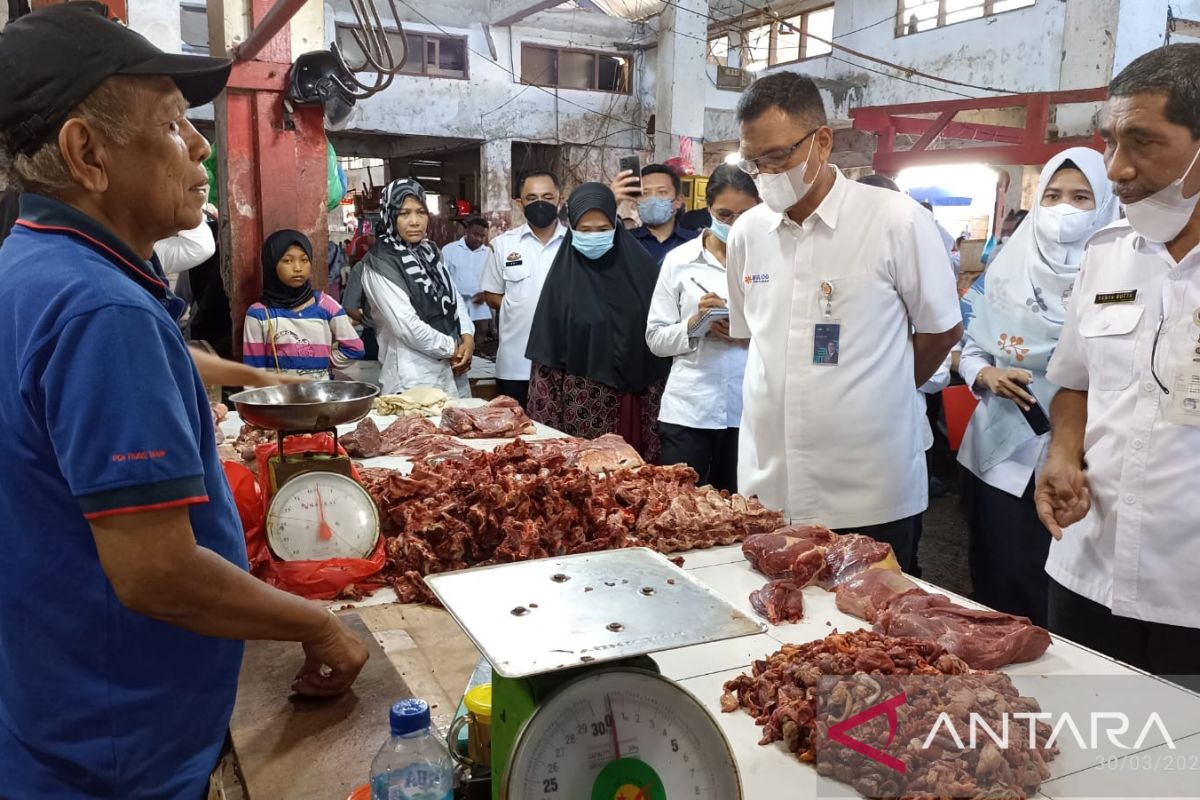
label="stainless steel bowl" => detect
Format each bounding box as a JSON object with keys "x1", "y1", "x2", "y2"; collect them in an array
[{"x1": 229, "y1": 381, "x2": 380, "y2": 431}]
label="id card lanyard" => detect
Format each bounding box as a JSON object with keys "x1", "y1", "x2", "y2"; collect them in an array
[{"x1": 813, "y1": 280, "x2": 840, "y2": 366}]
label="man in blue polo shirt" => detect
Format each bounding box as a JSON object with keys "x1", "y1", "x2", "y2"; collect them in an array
[
  {"x1": 611, "y1": 162, "x2": 699, "y2": 263},
  {"x1": 0, "y1": 6, "x2": 368, "y2": 798}
]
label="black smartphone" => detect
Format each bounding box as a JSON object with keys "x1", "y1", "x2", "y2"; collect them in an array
[
  {"x1": 618, "y1": 155, "x2": 642, "y2": 192},
  {"x1": 1021, "y1": 400, "x2": 1050, "y2": 436}
]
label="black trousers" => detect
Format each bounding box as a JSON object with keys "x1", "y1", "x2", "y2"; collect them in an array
[
  {"x1": 965, "y1": 474, "x2": 1051, "y2": 627},
  {"x1": 658, "y1": 422, "x2": 738, "y2": 493},
  {"x1": 496, "y1": 378, "x2": 530, "y2": 411},
  {"x1": 360, "y1": 325, "x2": 379, "y2": 361},
  {"x1": 1049, "y1": 580, "x2": 1200, "y2": 690},
  {"x1": 834, "y1": 514, "x2": 920, "y2": 576}
]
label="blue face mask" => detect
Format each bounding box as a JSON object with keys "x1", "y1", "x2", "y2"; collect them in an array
[
  {"x1": 709, "y1": 219, "x2": 731, "y2": 243},
  {"x1": 638, "y1": 197, "x2": 676, "y2": 226},
  {"x1": 571, "y1": 229, "x2": 615, "y2": 260}
]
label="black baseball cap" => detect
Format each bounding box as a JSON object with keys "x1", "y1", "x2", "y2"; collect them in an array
[{"x1": 0, "y1": 2, "x2": 232, "y2": 155}]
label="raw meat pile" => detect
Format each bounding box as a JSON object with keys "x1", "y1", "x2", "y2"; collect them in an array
[
  {"x1": 357, "y1": 439, "x2": 785, "y2": 603},
  {"x1": 232, "y1": 424, "x2": 274, "y2": 461},
  {"x1": 341, "y1": 415, "x2": 439, "y2": 458},
  {"x1": 740, "y1": 525, "x2": 898, "y2": 624},
  {"x1": 833, "y1": 569, "x2": 1052, "y2": 670},
  {"x1": 721, "y1": 630, "x2": 1058, "y2": 799},
  {"x1": 506, "y1": 434, "x2": 643, "y2": 473},
  {"x1": 742, "y1": 526, "x2": 1052, "y2": 669},
  {"x1": 872, "y1": 589, "x2": 1053, "y2": 672},
  {"x1": 438, "y1": 395, "x2": 536, "y2": 439}
]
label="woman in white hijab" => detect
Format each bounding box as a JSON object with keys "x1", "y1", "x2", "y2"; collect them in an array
[{"x1": 958, "y1": 147, "x2": 1119, "y2": 626}]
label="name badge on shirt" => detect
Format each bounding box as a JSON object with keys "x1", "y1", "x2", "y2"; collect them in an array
[
  {"x1": 813, "y1": 322, "x2": 841, "y2": 366},
  {"x1": 504, "y1": 251, "x2": 524, "y2": 267},
  {"x1": 1094, "y1": 290, "x2": 1138, "y2": 304}
]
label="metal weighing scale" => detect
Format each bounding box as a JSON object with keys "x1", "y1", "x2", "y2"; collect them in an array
[
  {"x1": 229, "y1": 381, "x2": 382, "y2": 561},
  {"x1": 426, "y1": 548, "x2": 766, "y2": 800}
]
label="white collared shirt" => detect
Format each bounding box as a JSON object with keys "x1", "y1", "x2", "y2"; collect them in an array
[
  {"x1": 646, "y1": 234, "x2": 748, "y2": 430},
  {"x1": 480, "y1": 223, "x2": 567, "y2": 380},
  {"x1": 1045, "y1": 220, "x2": 1200, "y2": 628},
  {"x1": 442, "y1": 237, "x2": 492, "y2": 322},
  {"x1": 726, "y1": 169, "x2": 961, "y2": 527}
]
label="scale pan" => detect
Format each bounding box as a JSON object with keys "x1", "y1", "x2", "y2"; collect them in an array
[{"x1": 229, "y1": 380, "x2": 379, "y2": 431}]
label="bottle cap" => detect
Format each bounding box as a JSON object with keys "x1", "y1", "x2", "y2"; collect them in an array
[
  {"x1": 464, "y1": 684, "x2": 492, "y2": 720},
  {"x1": 389, "y1": 698, "x2": 431, "y2": 736}
]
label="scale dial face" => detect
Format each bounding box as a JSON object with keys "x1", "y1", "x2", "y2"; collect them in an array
[
  {"x1": 505, "y1": 668, "x2": 742, "y2": 800},
  {"x1": 265, "y1": 471, "x2": 380, "y2": 561}
]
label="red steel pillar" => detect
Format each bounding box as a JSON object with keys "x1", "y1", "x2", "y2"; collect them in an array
[{"x1": 212, "y1": 0, "x2": 328, "y2": 359}]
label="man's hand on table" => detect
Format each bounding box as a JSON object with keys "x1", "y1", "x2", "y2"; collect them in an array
[{"x1": 294, "y1": 612, "x2": 370, "y2": 697}]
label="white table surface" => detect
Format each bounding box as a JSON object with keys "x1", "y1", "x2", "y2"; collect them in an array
[{"x1": 219, "y1": 411, "x2": 1200, "y2": 798}]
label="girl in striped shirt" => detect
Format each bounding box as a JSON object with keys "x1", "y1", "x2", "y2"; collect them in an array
[{"x1": 243, "y1": 230, "x2": 364, "y2": 379}]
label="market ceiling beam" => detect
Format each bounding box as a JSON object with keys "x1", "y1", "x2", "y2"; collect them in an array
[{"x1": 851, "y1": 88, "x2": 1109, "y2": 171}]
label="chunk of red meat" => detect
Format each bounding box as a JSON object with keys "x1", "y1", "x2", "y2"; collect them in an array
[
  {"x1": 439, "y1": 396, "x2": 536, "y2": 439},
  {"x1": 873, "y1": 592, "x2": 1052, "y2": 670},
  {"x1": 750, "y1": 579, "x2": 806, "y2": 624},
  {"x1": 342, "y1": 417, "x2": 385, "y2": 458},
  {"x1": 834, "y1": 568, "x2": 923, "y2": 622},
  {"x1": 742, "y1": 525, "x2": 834, "y2": 584},
  {"x1": 379, "y1": 415, "x2": 438, "y2": 450},
  {"x1": 818, "y1": 533, "x2": 896, "y2": 589}
]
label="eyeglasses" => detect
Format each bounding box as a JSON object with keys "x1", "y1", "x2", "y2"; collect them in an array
[
  {"x1": 710, "y1": 208, "x2": 748, "y2": 225},
  {"x1": 737, "y1": 128, "x2": 818, "y2": 176}
]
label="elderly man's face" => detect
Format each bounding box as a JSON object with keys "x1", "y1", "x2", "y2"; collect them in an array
[
  {"x1": 101, "y1": 78, "x2": 212, "y2": 241},
  {"x1": 1102, "y1": 94, "x2": 1200, "y2": 205}
]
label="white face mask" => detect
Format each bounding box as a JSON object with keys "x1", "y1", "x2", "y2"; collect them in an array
[
  {"x1": 1035, "y1": 203, "x2": 1096, "y2": 267},
  {"x1": 1036, "y1": 203, "x2": 1097, "y2": 245},
  {"x1": 754, "y1": 137, "x2": 819, "y2": 214},
  {"x1": 1123, "y1": 146, "x2": 1200, "y2": 244}
]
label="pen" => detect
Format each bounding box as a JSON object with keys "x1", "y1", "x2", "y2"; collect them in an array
[{"x1": 690, "y1": 277, "x2": 713, "y2": 295}]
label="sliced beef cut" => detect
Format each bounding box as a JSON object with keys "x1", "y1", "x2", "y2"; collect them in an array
[
  {"x1": 391, "y1": 432, "x2": 471, "y2": 460},
  {"x1": 439, "y1": 396, "x2": 536, "y2": 439},
  {"x1": 741, "y1": 525, "x2": 835, "y2": 584},
  {"x1": 749, "y1": 578, "x2": 806, "y2": 624},
  {"x1": 378, "y1": 415, "x2": 438, "y2": 452},
  {"x1": 817, "y1": 533, "x2": 898, "y2": 589},
  {"x1": 834, "y1": 568, "x2": 922, "y2": 622},
  {"x1": 342, "y1": 417, "x2": 385, "y2": 458},
  {"x1": 873, "y1": 591, "x2": 1052, "y2": 670},
  {"x1": 562, "y1": 434, "x2": 643, "y2": 472}
]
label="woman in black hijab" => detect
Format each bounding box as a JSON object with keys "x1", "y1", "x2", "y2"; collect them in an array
[
  {"x1": 526, "y1": 183, "x2": 671, "y2": 461},
  {"x1": 360, "y1": 178, "x2": 475, "y2": 395}
]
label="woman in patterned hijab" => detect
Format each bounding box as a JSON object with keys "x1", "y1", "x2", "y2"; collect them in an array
[{"x1": 360, "y1": 178, "x2": 474, "y2": 395}]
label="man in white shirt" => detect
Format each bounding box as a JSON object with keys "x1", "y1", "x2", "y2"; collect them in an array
[
  {"x1": 442, "y1": 216, "x2": 494, "y2": 343},
  {"x1": 726, "y1": 73, "x2": 962, "y2": 570},
  {"x1": 1037, "y1": 44, "x2": 1200, "y2": 680},
  {"x1": 481, "y1": 170, "x2": 567, "y2": 409}
]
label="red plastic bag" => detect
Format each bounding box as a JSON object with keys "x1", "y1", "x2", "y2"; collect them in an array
[{"x1": 229, "y1": 433, "x2": 386, "y2": 600}]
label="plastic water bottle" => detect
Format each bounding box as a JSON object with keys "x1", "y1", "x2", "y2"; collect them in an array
[{"x1": 370, "y1": 698, "x2": 455, "y2": 800}]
